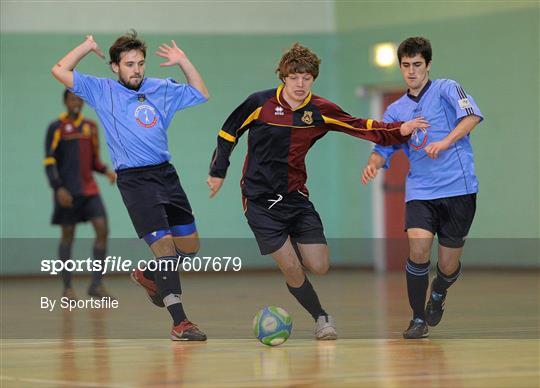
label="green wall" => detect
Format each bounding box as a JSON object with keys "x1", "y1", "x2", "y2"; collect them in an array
[
  {"x1": 0, "y1": 34, "x2": 343, "y2": 240},
  {"x1": 332, "y1": 6, "x2": 539, "y2": 239},
  {"x1": 1, "y1": 5, "x2": 539, "y2": 273}
]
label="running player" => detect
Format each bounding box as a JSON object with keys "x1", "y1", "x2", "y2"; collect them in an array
[
  {"x1": 361, "y1": 37, "x2": 483, "y2": 338},
  {"x1": 207, "y1": 43, "x2": 428, "y2": 340}
]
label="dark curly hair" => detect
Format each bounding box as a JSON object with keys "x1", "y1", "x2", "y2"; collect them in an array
[
  {"x1": 276, "y1": 43, "x2": 321, "y2": 81},
  {"x1": 109, "y1": 29, "x2": 147, "y2": 65}
]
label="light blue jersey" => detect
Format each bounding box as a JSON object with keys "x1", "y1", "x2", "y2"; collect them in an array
[
  {"x1": 373, "y1": 79, "x2": 483, "y2": 202},
  {"x1": 70, "y1": 71, "x2": 207, "y2": 171}
]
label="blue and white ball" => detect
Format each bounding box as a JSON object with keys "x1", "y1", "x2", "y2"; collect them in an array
[{"x1": 252, "y1": 306, "x2": 293, "y2": 346}]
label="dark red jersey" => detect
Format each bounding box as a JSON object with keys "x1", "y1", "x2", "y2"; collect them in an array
[
  {"x1": 44, "y1": 113, "x2": 109, "y2": 196},
  {"x1": 209, "y1": 86, "x2": 408, "y2": 198}
]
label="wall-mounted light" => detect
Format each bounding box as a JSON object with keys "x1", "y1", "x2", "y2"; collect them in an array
[{"x1": 373, "y1": 42, "x2": 397, "y2": 68}]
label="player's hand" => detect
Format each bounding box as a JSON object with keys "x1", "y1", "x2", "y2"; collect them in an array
[
  {"x1": 400, "y1": 117, "x2": 429, "y2": 136},
  {"x1": 207, "y1": 176, "x2": 224, "y2": 198},
  {"x1": 156, "y1": 40, "x2": 187, "y2": 67},
  {"x1": 85, "y1": 35, "x2": 105, "y2": 59},
  {"x1": 56, "y1": 187, "x2": 73, "y2": 208},
  {"x1": 106, "y1": 171, "x2": 117, "y2": 184},
  {"x1": 424, "y1": 139, "x2": 451, "y2": 159},
  {"x1": 361, "y1": 164, "x2": 379, "y2": 185}
]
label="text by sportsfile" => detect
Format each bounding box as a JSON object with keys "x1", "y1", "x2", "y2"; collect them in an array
[{"x1": 41, "y1": 255, "x2": 243, "y2": 275}]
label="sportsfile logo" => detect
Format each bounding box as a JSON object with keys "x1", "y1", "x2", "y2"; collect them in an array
[
  {"x1": 274, "y1": 106, "x2": 284, "y2": 116},
  {"x1": 40, "y1": 256, "x2": 243, "y2": 274}
]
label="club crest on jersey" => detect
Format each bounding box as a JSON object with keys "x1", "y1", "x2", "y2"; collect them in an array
[
  {"x1": 410, "y1": 128, "x2": 429, "y2": 151},
  {"x1": 301, "y1": 111, "x2": 313, "y2": 125},
  {"x1": 135, "y1": 104, "x2": 158, "y2": 128},
  {"x1": 274, "y1": 106, "x2": 284, "y2": 116}
]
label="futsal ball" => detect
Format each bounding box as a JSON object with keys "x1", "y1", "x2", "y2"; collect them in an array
[{"x1": 252, "y1": 306, "x2": 293, "y2": 346}]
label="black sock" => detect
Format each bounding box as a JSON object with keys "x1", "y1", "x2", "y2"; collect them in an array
[
  {"x1": 90, "y1": 246, "x2": 106, "y2": 288},
  {"x1": 59, "y1": 242, "x2": 72, "y2": 289},
  {"x1": 143, "y1": 269, "x2": 155, "y2": 281},
  {"x1": 165, "y1": 295, "x2": 187, "y2": 325},
  {"x1": 432, "y1": 262, "x2": 461, "y2": 295},
  {"x1": 405, "y1": 258, "x2": 430, "y2": 321},
  {"x1": 154, "y1": 256, "x2": 182, "y2": 298},
  {"x1": 154, "y1": 256, "x2": 186, "y2": 324},
  {"x1": 287, "y1": 277, "x2": 326, "y2": 320}
]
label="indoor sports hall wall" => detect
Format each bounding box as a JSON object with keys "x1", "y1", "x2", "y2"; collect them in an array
[
  {"x1": 333, "y1": 3, "x2": 539, "y2": 242},
  {"x1": 1, "y1": 3, "x2": 538, "y2": 274}
]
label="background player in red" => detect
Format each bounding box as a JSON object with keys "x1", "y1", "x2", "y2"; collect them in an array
[{"x1": 44, "y1": 90, "x2": 117, "y2": 300}]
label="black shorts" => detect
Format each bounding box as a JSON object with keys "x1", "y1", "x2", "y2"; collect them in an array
[
  {"x1": 52, "y1": 194, "x2": 106, "y2": 225},
  {"x1": 244, "y1": 192, "x2": 327, "y2": 255},
  {"x1": 405, "y1": 193, "x2": 477, "y2": 248},
  {"x1": 117, "y1": 162, "x2": 195, "y2": 238}
]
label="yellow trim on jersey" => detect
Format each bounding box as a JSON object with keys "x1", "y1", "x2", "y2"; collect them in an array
[
  {"x1": 240, "y1": 107, "x2": 261, "y2": 130},
  {"x1": 322, "y1": 116, "x2": 391, "y2": 131},
  {"x1": 292, "y1": 92, "x2": 312, "y2": 111},
  {"x1": 322, "y1": 115, "x2": 356, "y2": 130},
  {"x1": 59, "y1": 112, "x2": 84, "y2": 128},
  {"x1": 275, "y1": 84, "x2": 312, "y2": 111},
  {"x1": 276, "y1": 84, "x2": 284, "y2": 106},
  {"x1": 50, "y1": 128, "x2": 62, "y2": 152},
  {"x1": 43, "y1": 157, "x2": 56, "y2": 166},
  {"x1": 266, "y1": 122, "x2": 315, "y2": 129},
  {"x1": 218, "y1": 130, "x2": 236, "y2": 142},
  {"x1": 218, "y1": 107, "x2": 261, "y2": 143},
  {"x1": 366, "y1": 119, "x2": 373, "y2": 130},
  {"x1": 82, "y1": 123, "x2": 91, "y2": 137}
]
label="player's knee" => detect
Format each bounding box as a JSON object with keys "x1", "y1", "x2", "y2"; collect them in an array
[
  {"x1": 437, "y1": 258, "x2": 459, "y2": 275},
  {"x1": 281, "y1": 260, "x2": 303, "y2": 277},
  {"x1": 95, "y1": 226, "x2": 109, "y2": 241},
  {"x1": 171, "y1": 223, "x2": 199, "y2": 253},
  {"x1": 61, "y1": 235, "x2": 74, "y2": 244},
  {"x1": 143, "y1": 229, "x2": 172, "y2": 246},
  {"x1": 60, "y1": 233, "x2": 74, "y2": 245},
  {"x1": 61, "y1": 226, "x2": 75, "y2": 243},
  {"x1": 409, "y1": 246, "x2": 430, "y2": 262},
  {"x1": 308, "y1": 259, "x2": 329, "y2": 275},
  {"x1": 178, "y1": 238, "x2": 200, "y2": 255}
]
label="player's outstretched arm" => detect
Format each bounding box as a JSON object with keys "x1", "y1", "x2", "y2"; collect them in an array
[
  {"x1": 51, "y1": 35, "x2": 105, "y2": 88},
  {"x1": 400, "y1": 117, "x2": 430, "y2": 136},
  {"x1": 206, "y1": 176, "x2": 224, "y2": 198},
  {"x1": 156, "y1": 40, "x2": 210, "y2": 99},
  {"x1": 361, "y1": 152, "x2": 386, "y2": 185}
]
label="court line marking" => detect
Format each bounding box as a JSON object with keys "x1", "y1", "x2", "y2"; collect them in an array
[{"x1": 0, "y1": 375, "x2": 131, "y2": 388}]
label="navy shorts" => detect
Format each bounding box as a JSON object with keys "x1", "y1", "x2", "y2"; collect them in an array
[
  {"x1": 52, "y1": 194, "x2": 106, "y2": 225},
  {"x1": 244, "y1": 192, "x2": 327, "y2": 255},
  {"x1": 405, "y1": 193, "x2": 477, "y2": 248},
  {"x1": 117, "y1": 162, "x2": 195, "y2": 238}
]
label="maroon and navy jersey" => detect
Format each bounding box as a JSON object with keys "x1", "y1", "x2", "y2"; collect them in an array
[
  {"x1": 209, "y1": 85, "x2": 408, "y2": 198},
  {"x1": 44, "y1": 113, "x2": 108, "y2": 196}
]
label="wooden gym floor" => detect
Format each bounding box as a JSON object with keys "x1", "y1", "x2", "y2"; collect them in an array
[{"x1": 1, "y1": 270, "x2": 538, "y2": 387}]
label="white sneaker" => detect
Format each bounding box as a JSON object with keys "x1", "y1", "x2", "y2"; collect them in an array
[{"x1": 314, "y1": 315, "x2": 337, "y2": 340}]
